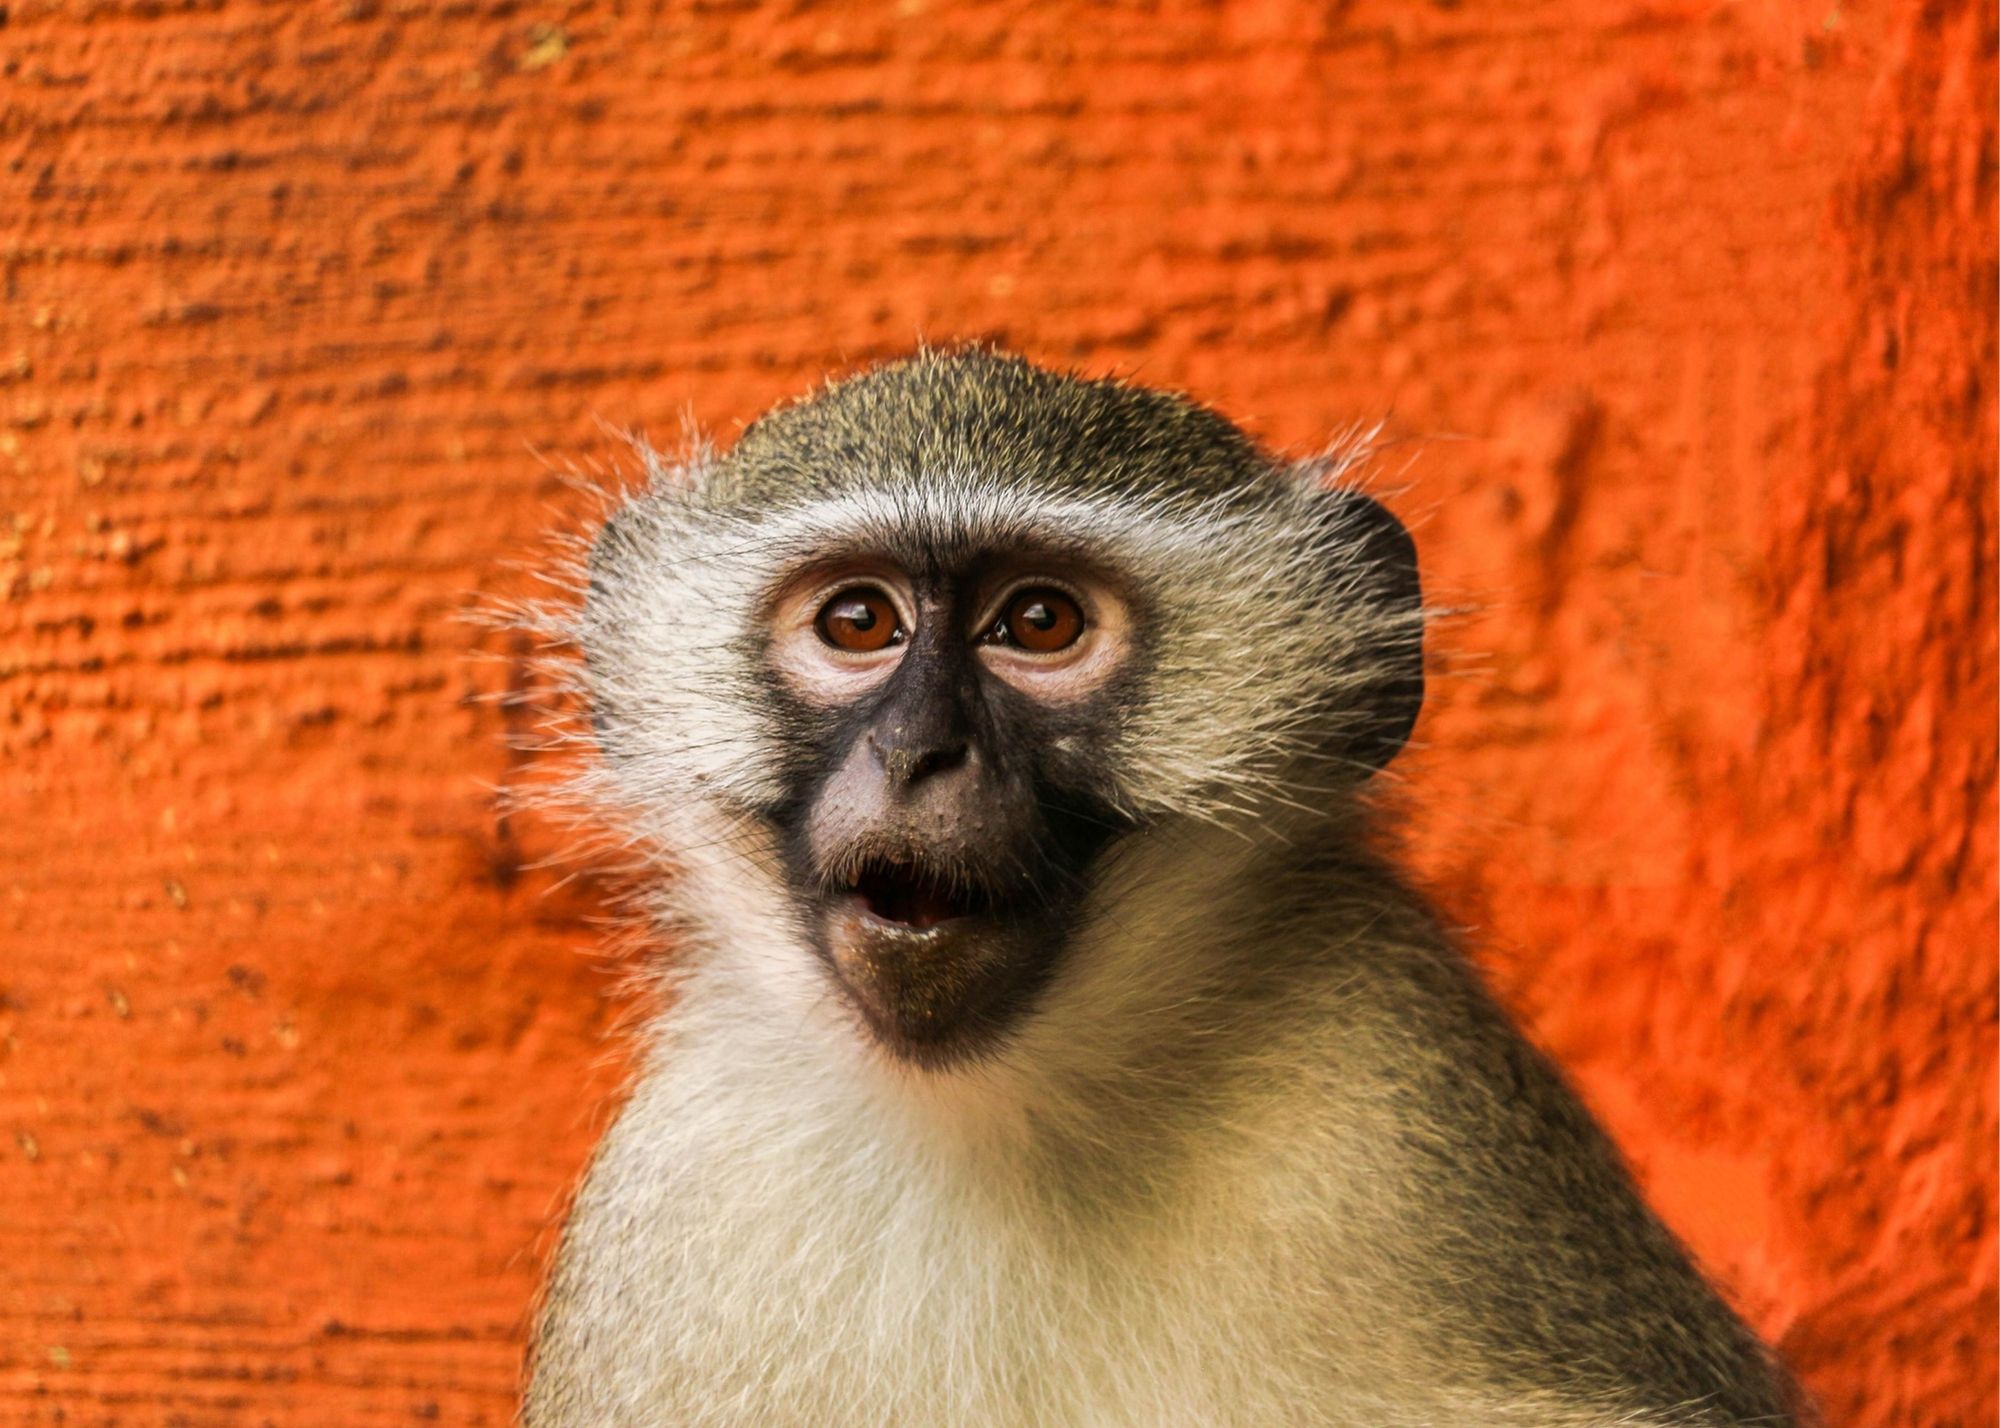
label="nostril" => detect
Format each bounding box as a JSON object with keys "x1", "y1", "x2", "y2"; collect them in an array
[
  {"x1": 908, "y1": 742, "x2": 969, "y2": 783},
  {"x1": 870, "y1": 734, "x2": 970, "y2": 787}
]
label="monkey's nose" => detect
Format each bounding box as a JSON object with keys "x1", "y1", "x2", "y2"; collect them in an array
[{"x1": 869, "y1": 733, "x2": 971, "y2": 788}]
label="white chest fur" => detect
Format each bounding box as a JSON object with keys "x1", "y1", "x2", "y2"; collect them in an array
[{"x1": 534, "y1": 979, "x2": 1405, "y2": 1428}]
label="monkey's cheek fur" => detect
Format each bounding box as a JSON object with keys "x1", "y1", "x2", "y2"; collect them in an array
[{"x1": 820, "y1": 898, "x2": 1052, "y2": 1066}]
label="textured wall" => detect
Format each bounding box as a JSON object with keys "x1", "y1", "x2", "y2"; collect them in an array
[{"x1": 1, "y1": 2, "x2": 1992, "y2": 1424}]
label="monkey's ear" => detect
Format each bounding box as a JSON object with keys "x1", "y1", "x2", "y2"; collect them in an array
[
  {"x1": 580, "y1": 503, "x2": 653, "y2": 758},
  {"x1": 1320, "y1": 489, "x2": 1424, "y2": 775},
  {"x1": 584, "y1": 502, "x2": 645, "y2": 609}
]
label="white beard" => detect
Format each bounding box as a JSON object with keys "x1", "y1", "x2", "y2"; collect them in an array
[{"x1": 525, "y1": 818, "x2": 1701, "y2": 1428}]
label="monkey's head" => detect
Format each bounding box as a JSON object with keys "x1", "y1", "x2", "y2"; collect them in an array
[{"x1": 580, "y1": 350, "x2": 1422, "y2": 1068}]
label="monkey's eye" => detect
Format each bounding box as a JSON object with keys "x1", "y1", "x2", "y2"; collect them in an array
[
  {"x1": 990, "y1": 588, "x2": 1085, "y2": 653},
  {"x1": 816, "y1": 587, "x2": 904, "y2": 653}
]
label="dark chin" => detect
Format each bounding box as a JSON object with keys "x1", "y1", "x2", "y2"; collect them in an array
[{"x1": 816, "y1": 897, "x2": 1064, "y2": 1068}]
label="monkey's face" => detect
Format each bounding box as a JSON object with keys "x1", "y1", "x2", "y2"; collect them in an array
[
  {"x1": 759, "y1": 551, "x2": 1142, "y2": 1064},
  {"x1": 585, "y1": 476, "x2": 1417, "y2": 1069},
  {"x1": 578, "y1": 351, "x2": 1424, "y2": 1070}
]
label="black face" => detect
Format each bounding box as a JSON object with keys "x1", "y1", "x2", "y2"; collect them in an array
[{"x1": 761, "y1": 558, "x2": 1142, "y2": 1067}]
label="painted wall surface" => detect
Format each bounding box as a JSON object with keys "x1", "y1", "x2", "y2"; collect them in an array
[{"x1": 1, "y1": 2, "x2": 1992, "y2": 1423}]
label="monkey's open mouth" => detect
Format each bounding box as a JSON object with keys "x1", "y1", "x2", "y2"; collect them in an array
[
  {"x1": 816, "y1": 852, "x2": 1062, "y2": 1065},
  {"x1": 847, "y1": 857, "x2": 990, "y2": 932}
]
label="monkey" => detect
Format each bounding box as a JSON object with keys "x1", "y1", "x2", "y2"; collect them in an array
[{"x1": 521, "y1": 348, "x2": 1802, "y2": 1427}]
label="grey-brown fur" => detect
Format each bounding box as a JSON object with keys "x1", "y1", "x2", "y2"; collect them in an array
[
  {"x1": 715, "y1": 351, "x2": 1284, "y2": 510},
  {"x1": 524, "y1": 349, "x2": 1801, "y2": 1427}
]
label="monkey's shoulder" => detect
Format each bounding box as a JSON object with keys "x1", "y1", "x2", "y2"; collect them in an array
[{"x1": 1124, "y1": 918, "x2": 1789, "y2": 1425}]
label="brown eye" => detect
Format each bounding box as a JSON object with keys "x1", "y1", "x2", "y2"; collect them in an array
[
  {"x1": 816, "y1": 587, "x2": 903, "y2": 653},
  {"x1": 997, "y1": 588, "x2": 1085, "y2": 653}
]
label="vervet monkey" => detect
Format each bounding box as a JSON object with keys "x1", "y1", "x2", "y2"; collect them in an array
[{"x1": 523, "y1": 349, "x2": 1800, "y2": 1427}]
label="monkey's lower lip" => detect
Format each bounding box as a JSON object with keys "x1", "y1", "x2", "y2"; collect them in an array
[{"x1": 820, "y1": 892, "x2": 1027, "y2": 1063}]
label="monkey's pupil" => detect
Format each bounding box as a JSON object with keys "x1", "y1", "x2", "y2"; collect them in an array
[
  {"x1": 1022, "y1": 603, "x2": 1055, "y2": 629},
  {"x1": 839, "y1": 603, "x2": 877, "y2": 630}
]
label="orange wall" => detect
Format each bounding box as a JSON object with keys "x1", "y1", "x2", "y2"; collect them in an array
[{"x1": 1, "y1": 2, "x2": 1992, "y2": 1423}]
